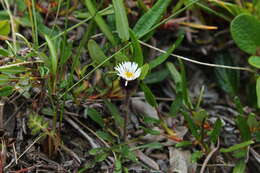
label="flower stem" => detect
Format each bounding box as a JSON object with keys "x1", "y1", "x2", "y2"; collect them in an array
[{"x1": 123, "y1": 91, "x2": 131, "y2": 141}]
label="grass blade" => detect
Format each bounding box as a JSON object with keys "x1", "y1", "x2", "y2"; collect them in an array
[
  {"x1": 130, "y1": 30, "x2": 143, "y2": 66},
  {"x1": 85, "y1": 108, "x2": 104, "y2": 128},
  {"x1": 182, "y1": 111, "x2": 199, "y2": 139},
  {"x1": 45, "y1": 35, "x2": 57, "y2": 76},
  {"x1": 220, "y1": 140, "x2": 254, "y2": 153},
  {"x1": 166, "y1": 62, "x2": 182, "y2": 93},
  {"x1": 209, "y1": 118, "x2": 222, "y2": 144},
  {"x1": 84, "y1": 0, "x2": 116, "y2": 45},
  {"x1": 104, "y1": 100, "x2": 124, "y2": 128},
  {"x1": 140, "y1": 82, "x2": 157, "y2": 107},
  {"x1": 133, "y1": 0, "x2": 172, "y2": 38},
  {"x1": 113, "y1": 0, "x2": 129, "y2": 41},
  {"x1": 236, "y1": 115, "x2": 252, "y2": 141},
  {"x1": 88, "y1": 39, "x2": 109, "y2": 67},
  {"x1": 149, "y1": 33, "x2": 184, "y2": 70},
  {"x1": 232, "y1": 160, "x2": 246, "y2": 173}
]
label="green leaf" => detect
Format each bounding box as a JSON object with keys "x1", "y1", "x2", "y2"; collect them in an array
[
  {"x1": 231, "y1": 14, "x2": 260, "y2": 54},
  {"x1": 142, "y1": 115, "x2": 160, "y2": 124},
  {"x1": 182, "y1": 111, "x2": 199, "y2": 139},
  {"x1": 60, "y1": 41, "x2": 72, "y2": 66},
  {"x1": 175, "y1": 141, "x2": 192, "y2": 148},
  {"x1": 255, "y1": 131, "x2": 260, "y2": 142},
  {"x1": 96, "y1": 131, "x2": 114, "y2": 142},
  {"x1": 0, "y1": 86, "x2": 13, "y2": 96},
  {"x1": 95, "y1": 152, "x2": 108, "y2": 162},
  {"x1": 232, "y1": 160, "x2": 246, "y2": 173},
  {"x1": 0, "y1": 20, "x2": 10, "y2": 36},
  {"x1": 0, "y1": 48, "x2": 9, "y2": 56},
  {"x1": 149, "y1": 33, "x2": 184, "y2": 70},
  {"x1": 104, "y1": 100, "x2": 124, "y2": 128},
  {"x1": 141, "y1": 127, "x2": 161, "y2": 135},
  {"x1": 233, "y1": 150, "x2": 247, "y2": 158},
  {"x1": 84, "y1": 0, "x2": 116, "y2": 45},
  {"x1": 133, "y1": 0, "x2": 172, "y2": 38},
  {"x1": 0, "y1": 11, "x2": 9, "y2": 20},
  {"x1": 257, "y1": 76, "x2": 260, "y2": 108},
  {"x1": 89, "y1": 147, "x2": 104, "y2": 155},
  {"x1": 214, "y1": 53, "x2": 239, "y2": 95},
  {"x1": 0, "y1": 74, "x2": 9, "y2": 85},
  {"x1": 113, "y1": 0, "x2": 129, "y2": 41},
  {"x1": 236, "y1": 115, "x2": 252, "y2": 141},
  {"x1": 114, "y1": 159, "x2": 122, "y2": 173},
  {"x1": 209, "y1": 118, "x2": 222, "y2": 144},
  {"x1": 88, "y1": 39, "x2": 109, "y2": 67},
  {"x1": 166, "y1": 62, "x2": 182, "y2": 93},
  {"x1": 139, "y1": 63, "x2": 149, "y2": 80},
  {"x1": 45, "y1": 35, "x2": 58, "y2": 75},
  {"x1": 85, "y1": 108, "x2": 104, "y2": 128},
  {"x1": 211, "y1": 1, "x2": 249, "y2": 16},
  {"x1": 28, "y1": 114, "x2": 49, "y2": 135},
  {"x1": 130, "y1": 30, "x2": 143, "y2": 66},
  {"x1": 41, "y1": 107, "x2": 55, "y2": 116},
  {"x1": 169, "y1": 93, "x2": 183, "y2": 116},
  {"x1": 193, "y1": 109, "x2": 208, "y2": 124},
  {"x1": 149, "y1": 44, "x2": 176, "y2": 70},
  {"x1": 249, "y1": 56, "x2": 260, "y2": 68},
  {"x1": 0, "y1": 66, "x2": 27, "y2": 74},
  {"x1": 191, "y1": 150, "x2": 203, "y2": 163},
  {"x1": 140, "y1": 82, "x2": 157, "y2": 107},
  {"x1": 144, "y1": 69, "x2": 169, "y2": 84},
  {"x1": 247, "y1": 113, "x2": 258, "y2": 130},
  {"x1": 220, "y1": 140, "x2": 254, "y2": 153},
  {"x1": 178, "y1": 58, "x2": 192, "y2": 108},
  {"x1": 121, "y1": 145, "x2": 137, "y2": 162}
]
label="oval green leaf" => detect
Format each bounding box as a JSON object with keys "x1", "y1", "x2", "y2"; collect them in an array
[
  {"x1": 248, "y1": 56, "x2": 260, "y2": 68},
  {"x1": 231, "y1": 14, "x2": 260, "y2": 54},
  {"x1": 257, "y1": 76, "x2": 260, "y2": 108},
  {"x1": 88, "y1": 39, "x2": 109, "y2": 67},
  {"x1": 140, "y1": 82, "x2": 157, "y2": 107},
  {"x1": 0, "y1": 20, "x2": 10, "y2": 36},
  {"x1": 113, "y1": 0, "x2": 129, "y2": 41},
  {"x1": 139, "y1": 63, "x2": 149, "y2": 80},
  {"x1": 0, "y1": 86, "x2": 13, "y2": 96}
]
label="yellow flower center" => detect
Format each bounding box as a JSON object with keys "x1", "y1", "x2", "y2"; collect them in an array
[{"x1": 125, "y1": 71, "x2": 134, "y2": 78}]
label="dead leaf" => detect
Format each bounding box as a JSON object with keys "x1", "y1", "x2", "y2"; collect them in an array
[
  {"x1": 169, "y1": 148, "x2": 197, "y2": 173},
  {"x1": 131, "y1": 99, "x2": 159, "y2": 120},
  {"x1": 135, "y1": 150, "x2": 160, "y2": 170}
]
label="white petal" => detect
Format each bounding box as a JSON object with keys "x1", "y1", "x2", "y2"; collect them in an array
[
  {"x1": 115, "y1": 61, "x2": 141, "y2": 81},
  {"x1": 135, "y1": 68, "x2": 141, "y2": 78}
]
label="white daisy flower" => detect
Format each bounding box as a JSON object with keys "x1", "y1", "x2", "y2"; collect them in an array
[{"x1": 115, "y1": 61, "x2": 141, "y2": 86}]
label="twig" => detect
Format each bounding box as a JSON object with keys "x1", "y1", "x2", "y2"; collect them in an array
[
  {"x1": 139, "y1": 41, "x2": 254, "y2": 72},
  {"x1": 12, "y1": 143, "x2": 17, "y2": 165},
  {"x1": 197, "y1": 163, "x2": 235, "y2": 167},
  {"x1": 63, "y1": 115, "x2": 99, "y2": 148},
  {"x1": 60, "y1": 144, "x2": 81, "y2": 164},
  {"x1": 0, "y1": 102, "x2": 4, "y2": 131},
  {"x1": 69, "y1": 115, "x2": 116, "y2": 160},
  {"x1": 200, "y1": 138, "x2": 220, "y2": 173},
  {"x1": 0, "y1": 61, "x2": 44, "y2": 70},
  {"x1": 250, "y1": 148, "x2": 260, "y2": 164},
  {"x1": 11, "y1": 134, "x2": 44, "y2": 164}
]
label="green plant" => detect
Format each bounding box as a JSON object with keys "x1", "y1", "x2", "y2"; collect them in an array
[{"x1": 230, "y1": 13, "x2": 260, "y2": 107}]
